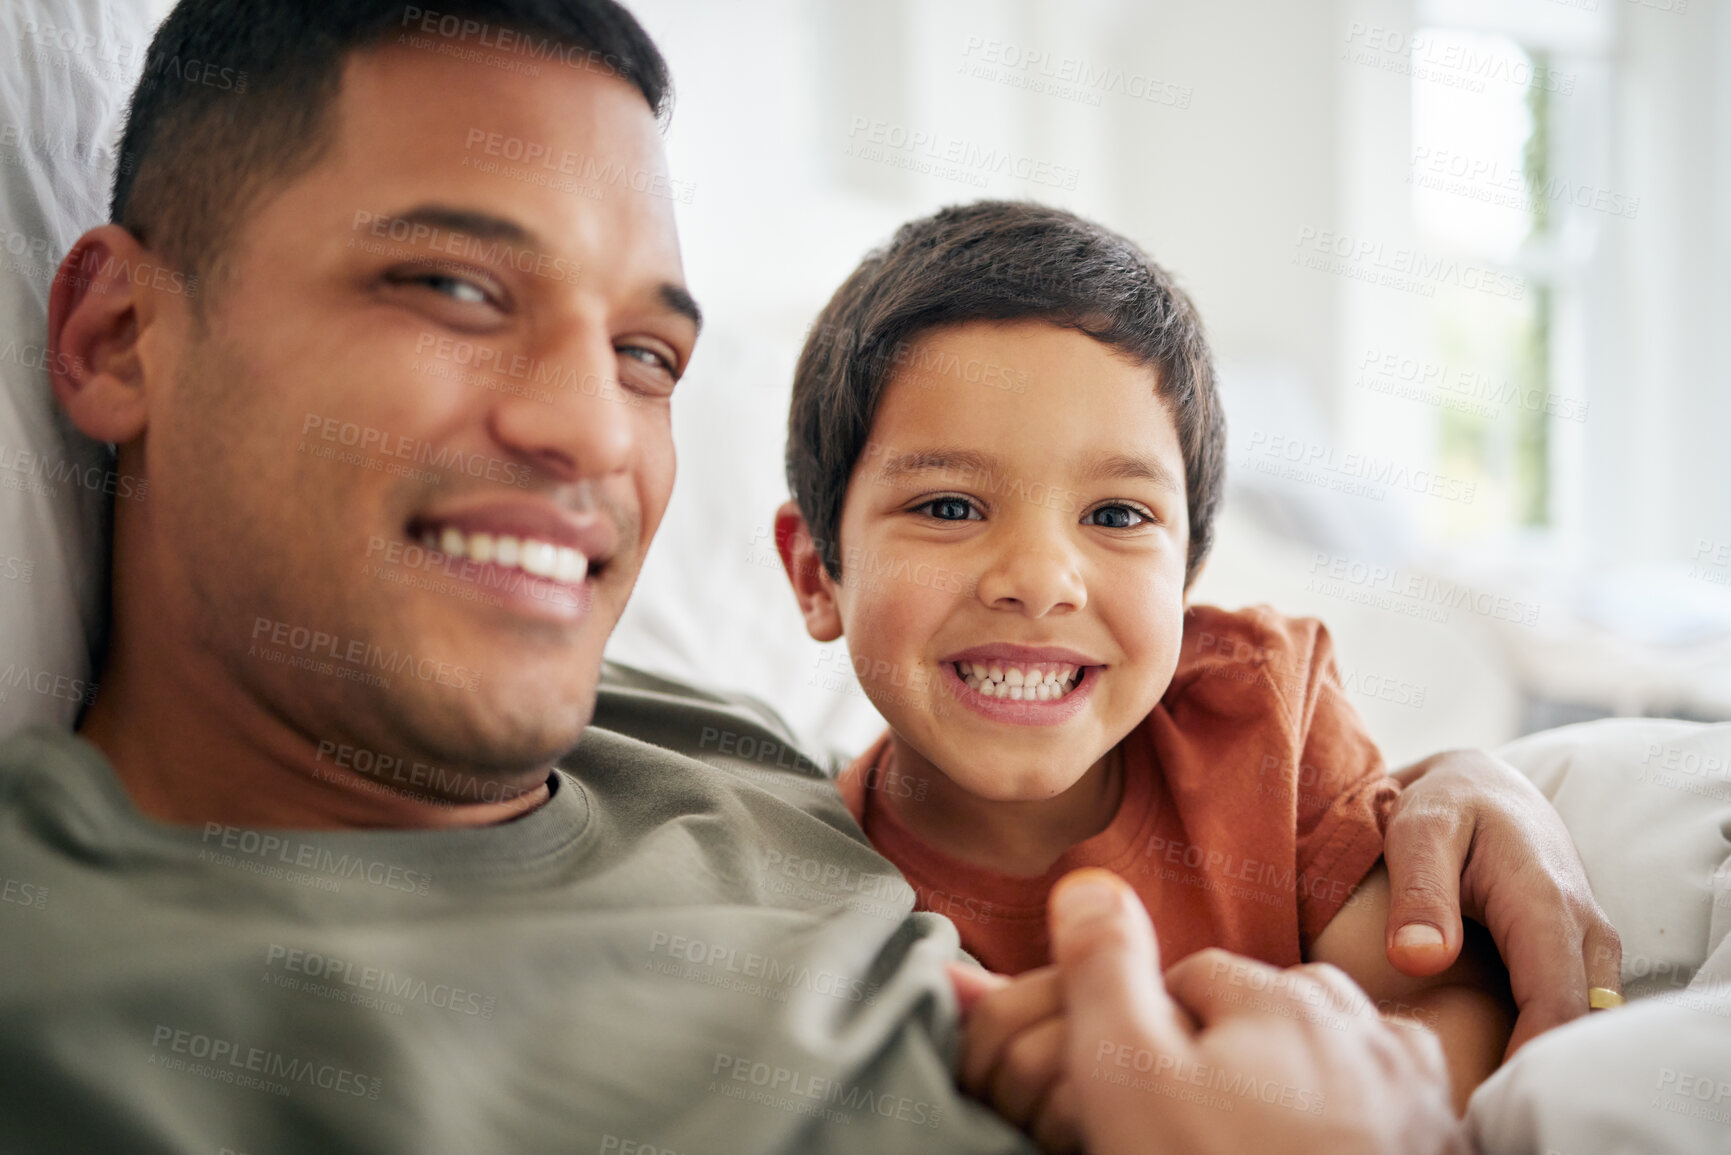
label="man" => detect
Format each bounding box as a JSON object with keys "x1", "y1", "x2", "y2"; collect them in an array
[{"x1": 0, "y1": 1, "x2": 1617, "y2": 1151}]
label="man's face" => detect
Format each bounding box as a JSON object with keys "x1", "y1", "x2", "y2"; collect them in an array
[
  {"x1": 134, "y1": 42, "x2": 696, "y2": 782},
  {"x1": 824, "y1": 320, "x2": 1190, "y2": 803}
]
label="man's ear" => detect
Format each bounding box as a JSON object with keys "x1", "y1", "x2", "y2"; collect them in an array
[
  {"x1": 48, "y1": 224, "x2": 165, "y2": 445},
  {"x1": 774, "y1": 500, "x2": 844, "y2": 643}
]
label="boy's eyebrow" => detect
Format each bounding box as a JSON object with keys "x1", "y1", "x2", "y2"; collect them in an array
[
  {"x1": 874, "y1": 448, "x2": 1180, "y2": 494},
  {"x1": 874, "y1": 448, "x2": 1002, "y2": 482},
  {"x1": 1080, "y1": 452, "x2": 1182, "y2": 493}
]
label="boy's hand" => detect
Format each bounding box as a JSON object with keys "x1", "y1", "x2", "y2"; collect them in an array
[
  {"x1": 948, "y1": 961, "x2": 1081, "y2": 1154},
  {"x1": 1382, "y1": 749, "x2": 1621, "y2": 1055}
]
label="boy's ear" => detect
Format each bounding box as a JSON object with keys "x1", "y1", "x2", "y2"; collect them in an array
[
  {"x1": 774, "y1": 500, "x2": 844, "y2": 643},
  {"x1": 48, "y1": 225, "x2": 164, "y2": 445}
]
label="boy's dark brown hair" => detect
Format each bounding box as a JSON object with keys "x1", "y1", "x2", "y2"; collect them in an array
[{"x1": 785, "y1": 200, "x2": 1226, "y2": 588}]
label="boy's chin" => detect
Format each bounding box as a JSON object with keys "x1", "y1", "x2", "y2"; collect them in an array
[{"x1": 942, "y1": 767, "x2": 1095, "y2": 805}]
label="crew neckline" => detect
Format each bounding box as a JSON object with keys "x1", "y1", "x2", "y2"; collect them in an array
[
  {"x1": 2, "y1": 726, "x2": 594, "y2": 888},
  {"x1": 854, "y1": 727, "x2": 1162, "y2": 914}
]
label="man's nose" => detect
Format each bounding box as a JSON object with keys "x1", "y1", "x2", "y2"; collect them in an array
[
  {"x1": 974, "y1": 519, "x2": 1087, "y2": 617},
  {"x1": 486, "y1": 326, "x2": 634, "y2": 483}
]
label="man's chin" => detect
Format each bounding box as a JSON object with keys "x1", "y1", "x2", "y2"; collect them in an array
[{"x1": 371, "y1": 677, "x2": 599, "y2": 782}]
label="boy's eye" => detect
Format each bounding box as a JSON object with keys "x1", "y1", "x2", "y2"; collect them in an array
[
  {"x1": 917, "y1": 496, "x2": 982, "y2": 522},
  {"x1": 1082, "y1": 503, "x2": 1149, "y2": 529}
]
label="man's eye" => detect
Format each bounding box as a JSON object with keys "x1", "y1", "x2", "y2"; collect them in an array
[
  {"x1": 620, "y1": 344, "x2": 675, "y2": 374},
  {"x1": 423, "y1": 275, "x2": 490, "y2": 305},
  {"x1": 1083, "y1": 504, "x2": 1148, "y2": 529},
  {"x1": 390, "y1": 268, "x2": 495, "y2": 306},
  {"x1": 918, "y1": 497, "x2": 980, "y2": 522}
]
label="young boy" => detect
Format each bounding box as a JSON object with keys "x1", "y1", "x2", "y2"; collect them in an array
[{"x1": 773, "y1": 201, "x2": 1512, "y2": 1112}]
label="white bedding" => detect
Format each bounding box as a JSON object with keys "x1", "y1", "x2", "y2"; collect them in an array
[
  {"x1": 1469, "y1": 719, "x2": 1731, "y2": 1152},
  {"x1": 0, "y1": 0, "x2": 147, "y2": 733}
]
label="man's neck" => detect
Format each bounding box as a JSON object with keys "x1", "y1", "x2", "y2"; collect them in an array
[{"x1": 79, "y1": 642, "x2": 552, "y2": 832}]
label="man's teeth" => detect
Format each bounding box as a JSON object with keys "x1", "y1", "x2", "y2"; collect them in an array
[
  {"x1": 421, "y1": 527, "x2": 587, "y2": 582},
  {"x1": 957, "y1": 661, "x2": 1082, "y2": 701}
]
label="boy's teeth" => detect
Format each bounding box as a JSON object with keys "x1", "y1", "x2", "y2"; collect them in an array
[
  {"x1": 958, "y1": 661, "x2": 1086, "y2": 700},
  {"x1": 415, "y1": 526, "x2": 588, "y2": 583}
]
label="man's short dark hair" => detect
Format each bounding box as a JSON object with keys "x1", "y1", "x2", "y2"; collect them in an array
[
  {"x1": 785, "y1": 200, "x2": 1226, "y2": 589},
  {"x1": 111, "y1": 0, "x2": 670, "y2": 296}
]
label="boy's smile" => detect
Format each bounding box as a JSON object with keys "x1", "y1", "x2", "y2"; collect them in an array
[{"x1": 782, "y1": 319, "x2": 1192, "y2": 869}]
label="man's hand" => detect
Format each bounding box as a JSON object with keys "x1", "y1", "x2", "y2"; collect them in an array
[
  {"x1": 1051, "y1": 868, "x2": 1471, "y2": 1155},
  {"x1": 1381, "y1": 749, "x2": 1622, "y2": 1055},
  {"x1": 948, "y1": 961, "x2": 1080, "y2": 1154}
]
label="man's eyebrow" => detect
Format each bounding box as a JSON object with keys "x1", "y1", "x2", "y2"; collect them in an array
[
  {"x1": 1081, "y1": 451, "x2": 1182, "y2": 493},
  {"x1": 875, "y1": 447, "x2": 1002, "y2": 481},
  {"x1": 658, "y1": 283, "x2": 702, "y2": 333},
  {"x1": 375, "y1": 205, "x2": 702, "y2": 333},
  {"x1": 389, "y1": 204, "x2": 538, "y2": 246}
]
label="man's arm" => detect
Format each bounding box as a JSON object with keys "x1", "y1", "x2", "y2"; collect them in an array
[
  {"x1": 1380, "y1": 749, "x2": 1622, "y2": 1055},
  {"x1": 1308, "y1": 863, "x2": 1514, "y2": 1113}
]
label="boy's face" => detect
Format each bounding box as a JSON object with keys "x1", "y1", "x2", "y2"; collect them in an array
[{"x1": 819, "y1": 320, "x2": 1190, "y2": 802}]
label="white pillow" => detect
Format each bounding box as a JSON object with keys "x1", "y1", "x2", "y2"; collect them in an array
[
  {"x1": 1494, "y1": 717, "x2": 1731, "y2": 999},
  {"x1": 1470, "y1": 719, "x2": 1731, "y2": 1155},
  {"x1": 0, "y1": 0, "x2": 151, "y2": 737}
]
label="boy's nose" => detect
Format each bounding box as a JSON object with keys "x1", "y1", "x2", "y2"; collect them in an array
[{"x1": 975, "y1": 529, "x2": 1087, "y2": 618}]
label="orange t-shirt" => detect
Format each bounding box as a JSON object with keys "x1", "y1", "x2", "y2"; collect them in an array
[{"x1": 836, "y1": 604, "x2": 1399, "y2": 975}]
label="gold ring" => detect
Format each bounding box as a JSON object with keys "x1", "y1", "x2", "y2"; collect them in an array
[{"x1": 1588, "y1": 986, "x2": 1624, "y2": 1011}]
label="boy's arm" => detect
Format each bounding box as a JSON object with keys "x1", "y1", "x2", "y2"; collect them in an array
[{"x1": 1307, "y1": 861, "x2": 1514, "y2": 1114}]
